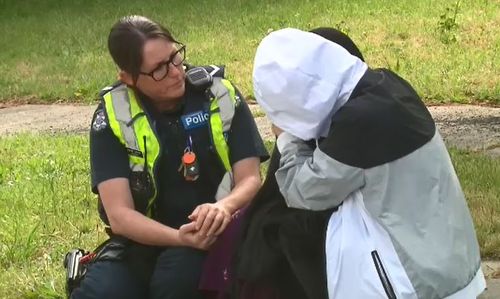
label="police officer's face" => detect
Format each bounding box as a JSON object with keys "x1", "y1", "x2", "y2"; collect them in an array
[{"x1": 134, "y1": 39, "x2": 186, "y2": 103}]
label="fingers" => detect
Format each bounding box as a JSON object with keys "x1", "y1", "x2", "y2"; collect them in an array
[
  {"x1": 187, "y1": 203, "x2": 232, "y2": 243},
  {"x1": 179, "y1": 222, "x2": 197, "y2": 234},
  {"x1": 195, "y1": 205, "x2": 210, "y2": 230},
  {"x1": 189, "y1": 205, "x2": 201, "y2": 221},
  {"x1": 206, "y1": 213, "x2": 226, "y2": 237},
  {"x1": 179, "y1": 228, "x2": 218, "y2": 250},
  {"x1": 200, "y1": 235, "x2": 217, "y2": 250},
  {"x1": 199, "y1": 208, "x2": 218, "y2": 237},
  {"x1": 214, "y1": 216, "x2": 232, "y2": 236}
]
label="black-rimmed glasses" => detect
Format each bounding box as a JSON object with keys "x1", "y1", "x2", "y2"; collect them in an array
[{"x1": 140, "y1": 45, "x2": 186, "y2": 81}]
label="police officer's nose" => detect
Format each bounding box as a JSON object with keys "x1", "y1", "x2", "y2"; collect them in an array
[{"x1": 167, "y1": 63, "x2": 182, "y2": 78}]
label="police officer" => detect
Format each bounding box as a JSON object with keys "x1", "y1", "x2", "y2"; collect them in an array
[{"x1": 71, "y1": 15, "x2": 268, "y2": 299}]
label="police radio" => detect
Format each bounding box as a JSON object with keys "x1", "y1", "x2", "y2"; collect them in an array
[{"x1": 186, "y1": 67, "x2": 213, "y2": 89}]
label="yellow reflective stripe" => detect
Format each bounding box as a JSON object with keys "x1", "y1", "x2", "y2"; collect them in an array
[
  {"x1": 210, "y1": 100, "x2": 231, "y2": 171},
  {"x1": 128, "y1": 88, "x2": 142, "y2": 117},
  {"x1": 104, "y1": 79, "x2": 236, "y2": 217},
  {"x1": 221, "y1": 79, "x2": 236, "y2": 103},
  {"x1": 127, "y1": 89, "x2": 160, "y2": 216},
  {"x1": 138, "y1": 131, "x2": 160, "y2": 217},
  {"x1": 103, "y1": 86, "x2": 161, "y2": 218}
]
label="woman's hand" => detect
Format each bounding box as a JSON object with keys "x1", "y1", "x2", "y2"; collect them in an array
[
  {"x1": 178, "y1": 222, "x2": 217, "y2": 250},
  {"x1": 188, "y1": 202, "x2": 232, "y2": 238}
]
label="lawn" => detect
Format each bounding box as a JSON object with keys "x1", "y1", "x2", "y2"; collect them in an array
[
  {"x1": 0, "y1": 0, "x2": 499, "y2": 297},
  {"x1": 0, "y1": 0, "x2": 498, "y2": 105},
  {"x1": 0, "y1": 134, "x2": 498, "y2": 298}
]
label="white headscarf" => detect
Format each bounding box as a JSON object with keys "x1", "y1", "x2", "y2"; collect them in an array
[{"x1": 253, "y1": 28, "x2": 368, "y2": 140}]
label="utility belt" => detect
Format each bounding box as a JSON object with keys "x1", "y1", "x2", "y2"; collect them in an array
[
  {"x1": 63, "y1": 234, "x2": 163, "y2": 297},
  {"x1": 63, "y1": 234, "x2": 130, "y2": 297}
]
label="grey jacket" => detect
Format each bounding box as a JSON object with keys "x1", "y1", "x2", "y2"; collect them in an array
[{"x1": 275, "y1": 69, "x2": 484, "y2": 299}]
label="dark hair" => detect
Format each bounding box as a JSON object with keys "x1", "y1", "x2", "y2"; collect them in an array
[
  {"x1": 309, "y1": 27, "x2": 365, "y2": 62},
  {"x1": 108, "y1": 15, "x2": 179, "y2": 82}
]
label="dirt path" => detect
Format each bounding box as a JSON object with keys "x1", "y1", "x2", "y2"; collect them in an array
[{"x1": 1, "y1": 104, "x2": 498, "y2": 156}]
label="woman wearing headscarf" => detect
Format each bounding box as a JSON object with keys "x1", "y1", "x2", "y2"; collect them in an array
[
  {"x1": 230, "y1": 28, "x2": 368, "y2": 299},
  {"x1": 250, "y1": 28, "x2": 485, "y2": 299}
]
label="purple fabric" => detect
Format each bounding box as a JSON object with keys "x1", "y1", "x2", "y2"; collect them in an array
[
  {"x1": 199, "y1": 208, "x2": 246, "y2": 293},
  {"x1": 199, "y1": 208, "x2": 284, "y2": 299}
]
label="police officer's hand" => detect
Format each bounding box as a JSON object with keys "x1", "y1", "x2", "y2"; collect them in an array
[
  {"x1": 188, "y1": 202, "x2": 232, "y2": 238},
  {"x1": 178, "y1": 222, "x2": 217, "y2": 250}
]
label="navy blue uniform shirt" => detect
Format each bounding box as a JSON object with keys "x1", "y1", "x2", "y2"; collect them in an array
[{"x1": 90, "y1": 80, "x2": 269, "y2": 227}]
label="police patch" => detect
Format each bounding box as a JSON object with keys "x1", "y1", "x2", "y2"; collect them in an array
[
  {"x1": 181, "y1": 110, "x2": 209, "y2": 130},
  {"x1": 92, "y1": 110, "x2": 108, "y2": 131}
]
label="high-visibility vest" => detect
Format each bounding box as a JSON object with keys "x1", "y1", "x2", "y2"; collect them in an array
[{"x1": 101, "y1": 77, "x2": 239, "y2": 217}]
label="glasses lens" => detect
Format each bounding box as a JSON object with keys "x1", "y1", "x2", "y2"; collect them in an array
[
  {"x1": 172, "y1": 47, "x2": 185, "y2": 66},
  {"x1": 152, "y1": 63, "x2": 168, "y2": 81}
]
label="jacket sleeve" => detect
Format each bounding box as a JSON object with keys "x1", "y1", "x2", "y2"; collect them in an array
[{"x1": 275, "y1": 132, "x2": 364, "y2": 210}]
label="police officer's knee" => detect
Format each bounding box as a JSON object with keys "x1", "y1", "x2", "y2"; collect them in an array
[
  {"x1": 70, "y1": 261, "x2": 144, "y2": 299},
  {"x1": 150, "y1": 273, "x2": 202, "y2": 299},
  {"x1": 150, "y1": 248, "x2": 206, "y2": 299}
]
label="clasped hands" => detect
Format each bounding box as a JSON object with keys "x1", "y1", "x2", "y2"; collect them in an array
[{"x1": 178, "y1": 201, "x2": 232, "y2": 250}]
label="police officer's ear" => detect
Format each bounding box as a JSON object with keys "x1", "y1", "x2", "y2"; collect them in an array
[{"x1": 118, "y1": 70, "x2": 134, "y2": 86}]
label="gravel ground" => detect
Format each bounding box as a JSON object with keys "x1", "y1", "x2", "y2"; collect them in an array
[{"x1": 3, "y1": 104, "x2": 498, "y2": 155}]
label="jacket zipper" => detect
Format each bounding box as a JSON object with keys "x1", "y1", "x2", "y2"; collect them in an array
[{"x1": 371, "y1": 250, "x2": 397, "y2": 299}]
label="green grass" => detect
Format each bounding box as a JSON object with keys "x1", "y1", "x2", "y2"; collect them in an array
[
  {"x1": 0, "y1": 0, "x2": 498, "y2": 105},
  {"x1": 449, "y1": 148, "x2": 500, "y2": 259},
  {"x1": 0, "y1": 134, "x2": 498, "y2": 297},
  {"x1": 252, "y1": 110, "x2": 266, "y2": 118},
  {"x1": 0, "y1": 135, "x2": 104, "y2": 299}
]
